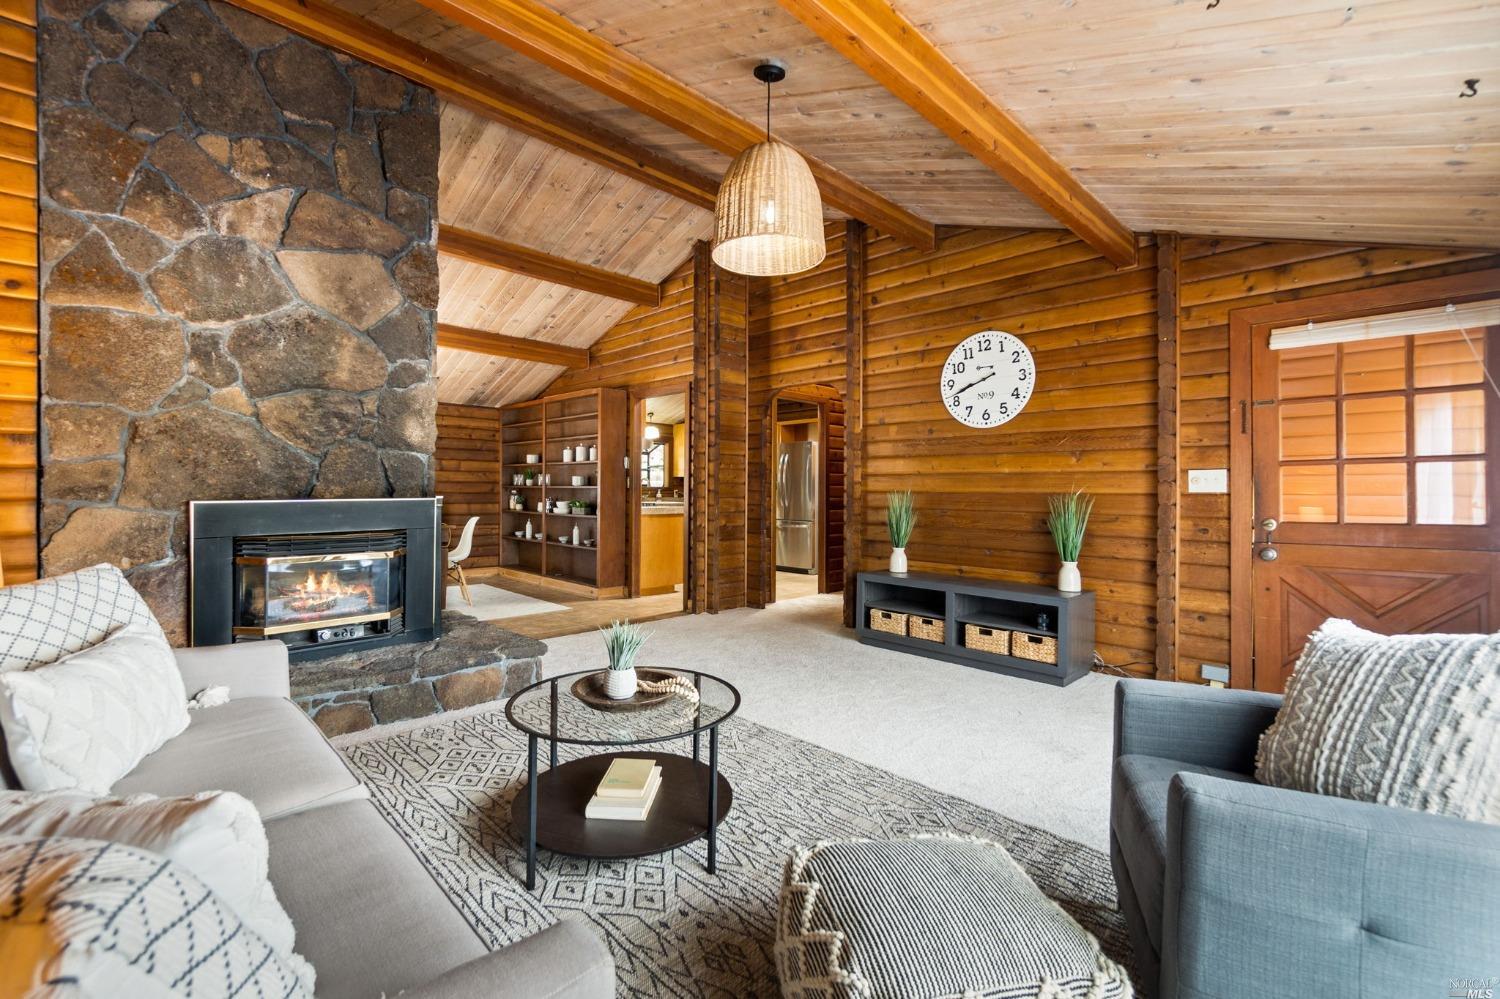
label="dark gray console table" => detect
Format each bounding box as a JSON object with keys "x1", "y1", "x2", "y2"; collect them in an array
[{"x1": 854, "y1": 571, "x2": 1095, "y2": 686}]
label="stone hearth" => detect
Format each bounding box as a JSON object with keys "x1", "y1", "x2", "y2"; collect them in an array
[{"x1": 293, "y1": 611, "x2": 546, "y2": 736}]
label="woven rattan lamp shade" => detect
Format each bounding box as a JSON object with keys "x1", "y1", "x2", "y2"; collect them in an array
[{"x1": 711, "y1": 139, "x2": 826, "y2": 277}]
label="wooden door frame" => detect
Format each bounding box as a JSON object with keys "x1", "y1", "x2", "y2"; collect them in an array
[
  {"x1": 628, "y1": 378, "x2": 691, "y2": 607},
  {"x1": 758, "y1": 383, "x2": 842, "y2": 606},
  {"x1": 1227, "y1": 267, "x2": 1500, "y2": 688}
]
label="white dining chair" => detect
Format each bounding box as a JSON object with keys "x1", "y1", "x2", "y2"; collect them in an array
[{"x1": 447, "y1": 516, "x2": 479, "y2": 606}]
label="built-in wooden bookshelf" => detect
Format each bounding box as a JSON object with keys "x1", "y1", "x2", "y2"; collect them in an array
[{"x1": 497, "y1": 388, "x2": 627, "y2": 596}]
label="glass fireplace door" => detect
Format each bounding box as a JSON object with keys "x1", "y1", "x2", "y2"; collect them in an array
[{"x1": 235, "y1": 550, "x2": 403, "y2": 636}]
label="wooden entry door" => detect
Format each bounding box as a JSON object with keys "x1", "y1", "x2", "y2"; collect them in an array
[{"x1": 1236, "y1": 278, "x2": 1500, "y2": 692}]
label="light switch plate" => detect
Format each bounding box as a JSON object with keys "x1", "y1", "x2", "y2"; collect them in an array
[{"x1": 1187, "y1": 468, "x2": 1228, "y2": 493}]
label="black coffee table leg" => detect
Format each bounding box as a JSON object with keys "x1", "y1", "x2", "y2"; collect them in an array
[
  {"x1": 707, "y1": 724, "x2": 719, "y2": 875},
  {"x1": 526, "y1": 733, "x2": 538, "y2": 890},
  {"x1": 692, "y1": 673, "x2": 702, "y2": 762},
  {"x1": 549, "y1": 679, "x2": 559, "y2": 769}
]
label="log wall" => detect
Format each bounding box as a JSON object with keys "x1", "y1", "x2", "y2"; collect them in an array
[
  {"x1": 0, "y1": 0, "x2": 34, "y2": 584},
  {"x1": 861, "y1": 228, "x2": 1162, "y2": 671},
  {"x1": 747, "y1": 222, "x2": 849, "y2": 605},
  {"x1": 435, "y1": 402, "x2": 501, "y2": 568}
]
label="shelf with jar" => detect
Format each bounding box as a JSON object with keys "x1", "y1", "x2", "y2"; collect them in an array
[{"x1": 498, "y1": 387, "x2": 625, "y2": 595}]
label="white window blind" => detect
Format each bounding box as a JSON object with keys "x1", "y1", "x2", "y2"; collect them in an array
[{"x1": 1269, "y1": 301, "x2": 1500, "y2": 351}]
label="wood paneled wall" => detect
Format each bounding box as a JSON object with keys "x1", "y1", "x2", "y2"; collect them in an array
[
  {"x1": 448, "y1": 219, "x2": 1499, "y2": 684},
  {"x1": 861, "y1": 228, "x2": 1162, "y2": 671},
  {"x1": 435, "y1": 403, "x2": 501, "y2": 568},
  {"x1": 691, "y1": 242, "x2": 748, "y2": 613},
  {"x1": 548, "y1": 255, "x2": 695, "y2": 395},
  {"x1": 747, "y1": 223, "x2": 850, "y2": 606},
  {"x1": 1169, "y1": 237, "x2": 1500, "y2": 681},
  {"x1": 0, "y1": 0, "x2": 35, "y2": 584}
]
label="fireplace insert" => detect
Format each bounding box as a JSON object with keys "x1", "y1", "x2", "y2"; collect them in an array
[
  {"x1": 190, "y1": 498, "x2": 441, "y2": 661},
  {"x1": 234, "y1": 532, "x2": 405, "y2": 643}
]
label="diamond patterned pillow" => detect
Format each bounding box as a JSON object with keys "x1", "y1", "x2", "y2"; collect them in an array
[
  {"x1": 0, "y1": 835, "x2": 315, "y2": 998},
  {"x1": 1257, "y1": 619, "x2": 1500, "y2": 823},
  {"x1": 0, "y1": 789, "x2": 301, "y2": 961},
  {"x1": 0, "y1": 564, "x2": 165, "y2": 673},
  {"x1": 0, "y1": 621, "x2": 189, "y2": 793}
]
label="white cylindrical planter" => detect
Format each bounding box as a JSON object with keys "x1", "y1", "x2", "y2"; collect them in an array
[
  {"x1": 604, "y1": 667, "x2": 637, "y2": 700},
  {"x1": 889, "y1": 548, "x2": 908, "y2": 574},
  {"x1": 1058, "y1": 561, "x2": 1082, "y2": 593}
]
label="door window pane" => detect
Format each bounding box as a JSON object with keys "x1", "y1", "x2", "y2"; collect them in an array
[
  {"x1": 1415, "y1": 390, "x2": 1485, "y2": 456},
  {"x1": 1344, "y1": 463, "x2": 1408, "y2": 524},
  {"x1": 1343, "y1": 396, "x2": 1406, "y2": 458},
  {"x1": 1279, "y1": 344, "x2": 1335, "y2": 399},
  {"x1": 1280, "y1": 401, "x2": 1336, "y2": 460},
  {"x1": 1341, "y1": 338, "x2": 1406, "y2": 394},
  {"x1": 1414, "y1": 330, "x2": 1485, "y2": 388},
  {"x1": 1417, "y1": 461, "x2": 1487, "y2": 525},
  {"x1": 1282, "y1": 465, "x2": 1337, "y2": 523}
]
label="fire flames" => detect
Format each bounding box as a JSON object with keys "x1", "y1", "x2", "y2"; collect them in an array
[{"x1": 284, "y1": 570, "x2": 375, "y2": 615}]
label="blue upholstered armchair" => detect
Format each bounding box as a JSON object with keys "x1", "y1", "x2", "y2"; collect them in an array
[{"x1": 1110, "y1": 678, "x2": 1500, "y2": 998}]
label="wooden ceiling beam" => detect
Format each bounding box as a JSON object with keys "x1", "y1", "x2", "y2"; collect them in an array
[
  {"x1": 777, "y1": 0, "x2": 1138, "y2": 268},
  {"x1": 439, "y1": 225, "x2": 662, "y2": 306},
  {"x1": 219, "y1": 0, "x2": 717, "y2": 210},
  {"x1": 406, "y1": 0, "x2": 937, "y2": 252},
  {"x1": 437, "y1": 324, "x2": 590, "y2": 367}
]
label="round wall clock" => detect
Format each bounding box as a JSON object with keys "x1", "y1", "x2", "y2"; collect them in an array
[{"x1": 941, "y1": 330, "x2": 1036, "y2": 428}]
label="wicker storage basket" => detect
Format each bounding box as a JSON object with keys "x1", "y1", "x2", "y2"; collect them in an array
[
  {"x1": 963, "y1": 624, "x2": 1009, "y2": 655},
  {"x1": 869, "y1": 608, "x2": 907, "y2": 637},
  {"x1": 1010, "y1": 632, "x2": 1058, "y2": 665},
  {"x1": 909, "y1": 614, "x2": 945, "y2": 643}
]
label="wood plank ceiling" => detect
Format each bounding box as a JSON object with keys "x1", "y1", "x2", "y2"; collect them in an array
[
  {"x1": 355, "y1": 0, "x2": 1497, "y2": 405},
  {"x1": 435, "y1": 104, "x2": 710, "y2": 406}
]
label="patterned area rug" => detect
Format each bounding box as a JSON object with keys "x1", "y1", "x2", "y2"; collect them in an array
[{"x1": 338, "y1": 707, "x2": 1131, "y2": 998}]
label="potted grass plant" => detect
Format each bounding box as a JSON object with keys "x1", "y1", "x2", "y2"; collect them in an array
[
  {"x1": 1046, "y1": 488, "x2": 1094, "y2": 593},
  {"x1": 599, "y1": 619, "x2": 650, "y2": 699},
  {"x1": 886, "y1": 490, "x2": 915, "y2": 574}
]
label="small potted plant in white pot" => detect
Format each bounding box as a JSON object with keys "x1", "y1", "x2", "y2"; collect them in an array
[
  {"x1": 599, "y1": 619, "x2": 650, "y2": 699},
  {"x1": 886, "y1": 490, "x2": 915, "y2": 574},
  {"x1": 1046, "y1": 488, "x2": 1094, "y2": 593}
]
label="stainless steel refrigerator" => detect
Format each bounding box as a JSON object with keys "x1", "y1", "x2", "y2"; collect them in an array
[{"x1": 776, "y1": 441, "x2": 818, "y2": 573}]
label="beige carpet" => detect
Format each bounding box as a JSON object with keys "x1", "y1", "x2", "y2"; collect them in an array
[{"x1": 541, "y1": 595, "x2": 1118, "y2": 850}]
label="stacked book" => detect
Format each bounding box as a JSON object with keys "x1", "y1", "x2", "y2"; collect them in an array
[{"x1": 585, "y1": 757, "x2": 662, "y2": 821}]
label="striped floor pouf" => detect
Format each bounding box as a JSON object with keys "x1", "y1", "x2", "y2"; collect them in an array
[{"x1": 776, "y1": 833, "x2": 1132, "y2": 999}]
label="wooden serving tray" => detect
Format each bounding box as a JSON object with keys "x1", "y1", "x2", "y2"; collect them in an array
[{"x1": 571, "y1": 668, "x2": 682, "y2": 712}]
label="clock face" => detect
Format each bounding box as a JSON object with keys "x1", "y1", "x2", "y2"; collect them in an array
[{"x1": 941, "y1": 331, "x2": 1036, "y2": 428}]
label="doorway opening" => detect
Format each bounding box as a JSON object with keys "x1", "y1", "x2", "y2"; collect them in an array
[
  {"x1": 1229, "y1": 272, "x2": 1499, "y2": 691},
  {"x1": 761, "y1": 384, "x2": 846, "y2": 606},
  {"x1": 632, "y1": 388, "x2": 690, "y2": 615}
]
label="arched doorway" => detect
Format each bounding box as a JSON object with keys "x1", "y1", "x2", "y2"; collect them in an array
[{"x1": 754, "y1": 383, "x2": 846, "y2": 606}]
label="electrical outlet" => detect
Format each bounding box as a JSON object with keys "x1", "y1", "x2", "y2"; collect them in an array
[{"x1": 1200, "y1": 662, "x2": 1230, "y2": 684}]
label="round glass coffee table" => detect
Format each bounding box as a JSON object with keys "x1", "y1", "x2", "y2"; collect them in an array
[{"x1": 505, "y1": 669, "x2": 740, "y2": 890}]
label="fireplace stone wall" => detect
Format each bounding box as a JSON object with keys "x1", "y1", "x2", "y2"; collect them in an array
[{"x1": 36, "y1": 0, "x2": 439, "y2": 643}]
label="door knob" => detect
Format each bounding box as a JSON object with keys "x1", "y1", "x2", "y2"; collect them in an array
[
  {"x1": 1260, "y1": 518, "x2": 1278, "y2": 532},
  {"x1": 1258, "y1": 546, "x2": 1279, "y2": 562}
]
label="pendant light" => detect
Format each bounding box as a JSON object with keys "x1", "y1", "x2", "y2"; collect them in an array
[
  {"x1": 644, "y1": 411, "x2": 660, "y2": 440},
  {"x1": 711, "y1": 62, "x2": 826, "y2": 277}
]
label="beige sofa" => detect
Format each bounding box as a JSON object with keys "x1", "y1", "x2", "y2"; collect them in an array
[{"x1": 5, "y1": 639, "x2": 614, "y2": 999}]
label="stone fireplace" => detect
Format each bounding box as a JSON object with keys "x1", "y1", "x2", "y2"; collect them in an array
[
  {"x1": 36, "y1": 0, "x2": 440, "y2": 645},
  {"x1": 189, "y1": 498, "x2": 441, "y2": 660}
]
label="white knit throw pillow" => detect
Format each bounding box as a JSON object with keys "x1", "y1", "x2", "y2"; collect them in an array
[
  {"x1": 0, "y1": 835, "x2": 315, "y2": 998},
  {"x1": 0, "y1": 621, "x2": 189, "y2": 793},
  {"x1": 1257, "y1": 619, "x2": 1500, "y2": 823},
  {"x1": 0, "y1": 789, "x2": 301, "y2": 960}
]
